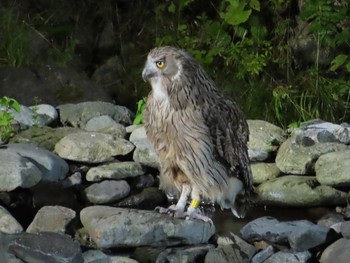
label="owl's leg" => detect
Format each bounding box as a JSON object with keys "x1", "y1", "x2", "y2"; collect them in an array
[
  {"x1": 185, "y1": 187, "x2": 213, "y2": 223},
  {"x1": 156, "y1": 184, "x2": 191, "y2": 217}
]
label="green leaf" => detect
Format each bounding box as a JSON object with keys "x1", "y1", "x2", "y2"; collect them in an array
[
  {"x1": 133, "y1": 114, "x2": 143, "y2": 125},
  {"x1": 178, "y1": 24, "x2": 187, "y2": 32},
  {"x1": 220, "y1": 0, "x2": 252, "y2": 26},
  {"x1": 249, "y1": 0, "x2": 260, "y2": 11},
  {"x1": 330, "y1": 54, "x2": 348, "y2": 71},
  {"x1": 168, "y1": 2, "x2": 176, "y2": 13},
  {"x1": 8, "y1": 99, "x2": 20, "y2": 112},
  {"x1": 346, "y1": 62, "x2": 350, "y2": 73}
]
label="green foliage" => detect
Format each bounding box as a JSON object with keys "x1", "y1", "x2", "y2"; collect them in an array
[
  {"x1": 133, "y1": 97, "x2": 147, "y2": 125},
  {"x1": 0, "y1": 96, "x2": 21, "y2": 142}
]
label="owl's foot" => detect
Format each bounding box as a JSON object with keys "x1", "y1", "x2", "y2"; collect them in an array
[
  {"x1": 155, "y1": 205, "x2": 186, "y2": 218},
  {"x1": 184, "y1": 207, "x2": 213, "y2": 225}
]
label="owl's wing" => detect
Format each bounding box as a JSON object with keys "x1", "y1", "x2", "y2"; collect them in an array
[{"x1": 203, "y1": 96, "x2": 252, "y2": 191}]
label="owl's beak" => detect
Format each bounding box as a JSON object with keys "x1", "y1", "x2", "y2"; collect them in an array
[{"x1": 142, "y1": 62, "x2": 156, "y2": 82}]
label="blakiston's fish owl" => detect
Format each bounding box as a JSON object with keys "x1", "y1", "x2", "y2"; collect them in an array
[{"x1": 142, "y1": 46, "x2": 253, "y2": 221}]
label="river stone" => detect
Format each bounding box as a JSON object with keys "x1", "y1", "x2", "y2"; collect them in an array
[
  {"x1": 248, "y1": 147, "x2": 270, "y2": 162},
  {"x1": 8, "y1": 232, "x2": 83, "y2": 263},
  {"x1": 55, "y1": 132, "x2": 135, "y2": 163},
  {"x1": 85, "y1": 116, "x2": 127, "y2": 138},
  {"x1": 9, "y1": 126, "x2": 83, "y2": 151},
  {"x1": 5, "y1": 143, "x2": 69, "y2": 182},
  {"x1": 264, "y1": 251, "x2": 312, "y2": 263},
  {"x1": 251, "y1": 163, "x2": 280, "y2": 184},
  {"x1": 251, "y1": 245, "x2": 275, "y2": 263},
  {"x1": 205, "y1": 233, "x2": 255, "y2": 263},
  {"x1": 320, "y1": 238, "x2": 350, "y2": 263},
  {"x1": 117, "y1": 187, "x2": 166, "y2": 209},
  {"x1": 84, "y1": 180, "x2": 130, "y2": 204},
  {"x1": 129, "y1": 126, "x2": 147, "y2": 146},
  {"x1": 57, "y1": 101, "x2": 134, "y2": 129},
  {"x1": 29, "y1": 104, "x2": 58, "y2": 124},
  {"x1": 315, "y1": 150, "x2": 350, "y2": 186},
  {"x1": 86, "y1": 161, "x2": 145, "y2": 182},
  {"x1": 0, "y1": 150, "x2": 41, "y2": 191},
  {"x1": 276, "y1": 138, "x2": 348, "y2": 174},
  {"x1": 256, "y1": 176, "x2": 347, "y2": 207},
  {"x1": 80, "y1": 206, "x2": 215, "y2": 248},
  {"x1": 83, "y1": 249, "x2": 138, "y2": 263},
  {"x1": 7, "y1": 104, "x2": 52, "y2": 129},
  {"x1": 157, "y1": 244, "x2": 214, "y2": 263},
  {"x1": 0, "y1": 252, "x2": 23, "y2": 262},
  {"x1": 247, "y1": 120, "x2": 286, "y2": 152},
  {"x1": 0, "y1": 206, "x2": 23, "y2": 234},
  {"x1": 97, "y1": 123, "x2": 127, "y2": 138},
  {"x1": 26, "y1": 206, "x2": 76, "y2": 234}
]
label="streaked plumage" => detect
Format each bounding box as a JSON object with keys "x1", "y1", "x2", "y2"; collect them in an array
[{"x1": 142, "y1": 46, "x2": 253, "y2": 219}]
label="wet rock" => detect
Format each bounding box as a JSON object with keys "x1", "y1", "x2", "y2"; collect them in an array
[
  {"x1": 8, "y1": 232, "x2": 83, "y2": 263},
  {"x1": 80, "y1": 206, "x2": 215, "y2": 248},
  {"x1": 251, "y1": 163, "x2": 280, "y2": 184},
  {"x1": 247, "y1": 120, "x2": 286, "y2": 153},
  {"x1": 0, "y1": 206, "x2": 23, "y2": 234},
  {"x1": 320, "y1": 238, "x2": 350, "y2": 263},
  {"x1": 157, "y1": 244, "x2": 214, "y2": 263},
  {"x1": 256, "y1": 176, "x2": 347, "y2": 206},
  {"x1": 26, "y1": 206, "x2": 76, "y2": 234},
  {"x1": 315, "y1": 150, "x2": 350, "y2": 186},
  {"x1": 117, "y1": 187, "x2": 166, "y2": 209},
  {"x1": 57, "y1": 101, "x2": 134, "y2": 129},
  {"x1": 85, "y1": 180, "x2": 130, "y2": 204},
  {"x1": 55, "y1": 132, "x2": 135, "y2": 163},
  {"x1": 251, "y1": 245, "x2": 275, "y2": 263},
  {"x1": 0, "y1": 150, "x2": 41, "y2": 191},
  {"x1": 5, "y1": 143, "x2": 69, "y2": 182},
  {"x1": 86, "y1": 161, "x2": 145, "y2": 182},
  {"x1": 9, "y1": 126, "x2": 83, "y2": 151},
  {"x1": 276, "y1": 138, "x2": 348, "y2": 174},
  {"x1": 248, "y1": 147, "x2": 270, "y2": 162},
  {"x1": 264, "y1": 251, "x2": 312, "y2": 263},
  {"x1": 205, "y1": 233, "x2": 255, "y2": 263}
]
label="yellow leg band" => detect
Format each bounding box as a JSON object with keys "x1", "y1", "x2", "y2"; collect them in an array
[{"x1": 190, "y1": 199, "x2": 200, "y2": 209}]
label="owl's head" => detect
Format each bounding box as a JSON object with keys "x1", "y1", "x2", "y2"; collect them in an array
[{"x1": 142, "y1": 46, "x2": 195, "y2": 83}]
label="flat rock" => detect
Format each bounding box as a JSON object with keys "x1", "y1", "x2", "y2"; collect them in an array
[
  {"x1": 315, "y1": 150, "x2": 350, "y2": 186},
  {"x1": 5, "y1": 143, "x2": 69, "y2": 182},
  {"x1": 80, "y1": 206, "x2": 215, "y2": 248},
  {"x1": 264, "y1": 251, "x2": 312, "y2": 263},
  {"x1": 117, "y1": 187, "x2": 166, "y2": 209},
  {"x1": 0, "y1": 150, "x2": 41, "y2": 191},
  {"x1": 8, "y1": 232, "x2": 83, "y2": 263},
  {"x1": 26, "y1": 206, "x2": 76, "y2": 234},
  {"x1": 256, "y1": 175, "x2": 347, "y2": 207},
  {"x1": 251, "y1": 245, "x2": 275, "y2": 263},
  {"x1": 84, "y1": 180, "x2": 130, "y2": 204},
  {"x1": 83, "y1": 250, "x2": 138, "y2": 263},
  {"x1": 0, "y1": 206, "x2": 23, "y2": 234},
  {"x1": 251, "y1": 162, "x2": 280, "y2": 184},
  {"x1": 276, "y1": 138, "x2": 348, "y2": 174},
  {"x1": 86, "y1": 161, "x2": 145, "y2": 182},
  {"x1": 55, "y1": 132, "x2": 135, "y2": 163},
  {"x1": 157, "y1": 244, "x2": 214, "y2": 263},
  {"x1": 320, "y1": 238, "x2": 350, "y2": 263}
]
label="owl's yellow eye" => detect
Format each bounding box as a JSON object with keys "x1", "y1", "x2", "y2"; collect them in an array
[{"x1": 156, "y1": 60, "x2": 165, "y2": 68}]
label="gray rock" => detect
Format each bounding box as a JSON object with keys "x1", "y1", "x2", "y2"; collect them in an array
[
  {"x1": 318, "y1": 213, "x2": 345, "y2": 228},
  {"x1": 251, "y1": 162, "x2": 280, "y2": 184},
  {"x1": 126, "y1": 124, "x2": 142, "y2": 134},
  {"x1": 26, "y1": 206, "x2": 76, "y2": 234},
  {"x1": 157, "y1": 244, "x2": 214, "y2": 263},
  {"x1": 0, "y1": 150, "x2": 41, "y2": 191},
  {"x1": 85, "y1": 180, "x2": 130, "y2": 204},
  {"x1": 256, "y1": 176, "x2": 347, "y2": 207},
  {"x1": 264, "y1": 251, "x2": 312, "y2": 263},
  {"x1": 205, "y1": 233, "x2": 255, "y2": 263},
  {"x1": 248, "y1": 147, "x2": 270, "y2": 162},
  {"x1": 8, "y1": 232, "x2": 83, "y2": 263},
  {"x1": 340, "y1": 221, "x2": 350, "y2": 239},
  {"x1": 315, "y1": 150, "x2": 350, "y2": 186},
  {"x1": 251, "y1": 245, "x2": 275, "y2": 263},
  {"x1": 0, "y1": 252, "x2": 24, "y2": 262},
  {"x1": 0, "y1": 206, "x2": 23, "y2": 234},
  {"x1": 80, "y1": 206, "x2": 215, "y2": 248},
  {"x1": 320, "y1": 238, "x2": 350, "y2": 263},
  {"x1": 83, "y1": 250, "x2": 138, "y2": 263},
  {"x1": 85, "y1": 115, "x2": 127, "y2": 138},
  {"x1": 55, "y1": 132, "x2": 135, "y2": 163},
  {"x1": 5, "y1": 143, "x2": 69, "y2": 182},
  {"x1": 86, "y1": 161, "x2": 145, "y2": 182},
  {"x1": 61, "y1": 172, "x2": 82, "y2": 188},
  {"x1": 57, "y1": 101, "x2": 134, "y2": 129},
  {"x1": 129, "y1": 126, "x2": 147, "y2": 146},
  {"x1": 29, "y1": 103, "x2": 58, "y2": 124},
  {"x1": 276, "y1": 138, "x2": 348, "y2": 174},
  {"x1": 97, "y1": 123, "x2": 127, "y2": 139},
  {"x1": 247, "y1": 120, "x2": 286, "y2": 153},
  {"x1": 132, "y1": 174, "x2": 155, "y2": 189},
  {"x1": 133, "y1": 146, "x2": 159, "y2": 169},
  {"x1": 117, "y1": 187, "x2": 166, "y2": 209}
]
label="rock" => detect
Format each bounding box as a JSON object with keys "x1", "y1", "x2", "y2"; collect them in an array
[
  {"x1": 315, "y1": 150, "x2": 350, "y2": 186},
  {"x1": 205, "y1": 233, "x2": 255, "y2": 263},
  {"x1": 276, "y1": 138, "x2": 348, "y2": 174},
  {"x1": 157, "y1": 244, "x2": 214, "y2": 263},
  {"x1": 256, "y1": 176, "x2": 347, "y2": 207},
  {"x1": 8, "y1": 232, "x2": 83, "y2": 263},
  {"x1": 117, "y1": 187, "x2": 166, "y2": 209},
  {"x1": 57, "y1": 101, "x2": 134, "y2": 129},
  {"x1": 55, "y1": 132, "x2": 135, "y2": 163},
  {"x1": 96, "y1": 123, "x2": 127, "y2": 139},
  {"x1": 0, "y1": 150, "x2": 41, "y2": 191},
  {"x1": 83, "y1": 249, "x2": 138, "y2": 263},
  {"x1": 132, "y1": 247, "x2": 164, "y2": 263},
  {"x1": 85, "y1": 115, "x2": 126, "y2": 138},
  {"x1": 80, "y1": 206, "x2": 215, "y2": 248},
  {"x1": 29, "y1": 103, "x2": 58, "y2": 125},
  {"x1": 9, "y1": 126, "x2": 83, "y2": 151},
  {"x1": 340, "y1": 221, "x2": 350, "y2": 239},
  {"x1": 84, "y1": 180, "x2": 130, "y2": 204},
  {"x1": 131, "y1": 174, "x2": 155, "y2": 189},
  {"x1": 247, "y1": 120, "x2": 286, "y2": 153},
  {"x1": 318, "y1": 213, "x2": 345, "y2": 228},
  {"x1": 26, "y1": 206, "x2": 76, "y2": 234},
  {"x1": 133, "y1": 146, "x2": 159, "y2": 169},
  {"x1": 264, "y1": 251, "x2": 312, "y2": 263},
  {"x1": 0, "y1": 252, "x2": 24, "y2": 262},
  {"x1": 320, "y1": 238, "x2": 350, "y2": 263},
  {"x1": 5, "y1": 143, "x2": 69, "y2": 182},
  {"x1": 251, "y1": 163, "x2": 280, "y2": 184},
  {"x1": 251, "y1": 245, "x2": 275, "y2": 263},
  {"x1": 0, "y1": 206, "x2": 23, "y2": 234},
  {"x1": 129, "y1": 126, "x2": 147, "y2": 146},
  {"x1": 61, "y1": 172, "x2": 82, "y2": 188},
  {"x1": 248, "y1": 147, "x2": 270, "y2": 162},
  {"x1": 86, "y1": 161, "x2": 145, "y2": 182}
]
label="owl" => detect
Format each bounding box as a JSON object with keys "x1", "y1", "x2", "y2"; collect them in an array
[{"x1": 142, "y1": 46, "x2": 253, "y2": 221}]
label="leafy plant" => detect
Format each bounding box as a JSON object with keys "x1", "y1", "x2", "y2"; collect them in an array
[
  {"x1": 133, "y1": 97, "x2": 147, "y2": 125},
  {"x1": 0, "y1": 96, "x2": 21, "y2": 142}
]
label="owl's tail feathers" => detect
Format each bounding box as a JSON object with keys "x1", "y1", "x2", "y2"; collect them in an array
[{"x1": 232, "y1": 188, "x2": 257, "y2": 218}]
